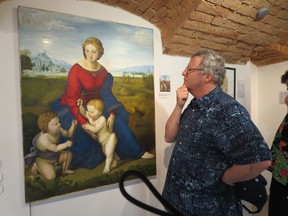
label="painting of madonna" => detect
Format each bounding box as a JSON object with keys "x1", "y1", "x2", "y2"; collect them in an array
[{"x1": 19, "y1": 7, "x2": 156, "y2": 202}]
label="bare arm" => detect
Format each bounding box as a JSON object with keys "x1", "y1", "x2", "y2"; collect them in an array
[
  {"x1": 38, "y1": 135, "x2": 72, "y2": 152},
  {"x1": 221, "y1": 160, "x2": 271, "y2": 186},
  {"x1": 47, "y1": 140, "x2": 72, "y2": 152},
  {"x1": 84, "y1": 116, "x2": 106, "y2": 134},
  {"x1": 77, "y1": 99, "x2": 87, "y2": 118},
  {"x1": 79, "y1": 105, "x2": 86, "y2": 118},
  {"x1": 164, "y1": 105, "x2": 183, "y2": 143},
  {"x1": 61, "y1": 120, "x2": 77, "y2": 137},
  {"x1": 164, "y1": 84, "x2": 189, "y2": 143}
]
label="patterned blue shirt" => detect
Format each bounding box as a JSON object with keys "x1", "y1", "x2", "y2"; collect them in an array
[{"x1": 162, "y1": 86, "x2": 271, "y2": 216}]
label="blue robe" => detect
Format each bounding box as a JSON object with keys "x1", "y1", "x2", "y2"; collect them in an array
[{"x1": 51, "y1": 68, "x2": 145, "y2": 169}]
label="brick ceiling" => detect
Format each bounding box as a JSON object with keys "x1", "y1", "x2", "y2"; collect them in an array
[{"x1": 92, "y1": 0, "x2": 288, "y2": 66}]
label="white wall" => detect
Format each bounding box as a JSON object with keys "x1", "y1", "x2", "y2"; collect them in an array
[
  {"x1": 255, "y1": 61, "x2": 288, "y2": 193},
  {"x1": 257, "y1": 61, "x2": 288, "y2": 146},
  {"x1": 0, "y1": 1, "x2": 253, "y2": 216}
]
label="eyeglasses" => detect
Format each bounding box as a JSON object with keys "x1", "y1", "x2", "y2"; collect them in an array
[{"x1": 184, "y1": 67, "x2": 204, "y2": 76}]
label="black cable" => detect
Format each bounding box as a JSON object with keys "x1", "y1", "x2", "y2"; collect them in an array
[{"x1": 119, "y1": 170, "x2": 183, "y2": 216}]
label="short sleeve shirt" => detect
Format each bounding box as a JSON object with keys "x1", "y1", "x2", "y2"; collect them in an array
[
  {"x1": 270, "y1": 113, "x2": 288, "y2": 185},
  {"x1": 162, "y1": 87, "x2": 271, "y2": 216}
]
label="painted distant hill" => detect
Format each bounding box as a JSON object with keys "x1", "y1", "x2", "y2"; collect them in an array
[
  {"x1": 23, "y1": 51, "x2": 153, "y2": 77},
  {"x1": 30, "y1": 51, "x2": 71, "y2": 75},
  {"x1": 51, "y1": 58, "x2": 72, "y2": 71},
  {"x1": 111, "y1": 65, "x2": 154, "y2": 77}
]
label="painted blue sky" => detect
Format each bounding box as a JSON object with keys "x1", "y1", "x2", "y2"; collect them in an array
[{"x1": 18, "y1": 6, "x2": 154, "y2": 71}]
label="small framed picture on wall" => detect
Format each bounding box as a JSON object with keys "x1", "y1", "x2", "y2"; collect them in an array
[{"x1": 222, "y1": 67, "x2": 236, "y2": 98}]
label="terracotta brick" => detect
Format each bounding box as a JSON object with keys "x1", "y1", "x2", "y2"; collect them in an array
[
  {"x1": 190, "y1": 11, "x2": 214, "y2": 23},
  {"x1": 151, "y1": 0, "x2": 168, "y2": 11},
  {"x1": 138, "y1": 0, "x2": 154, "y2": 12},
  {"x1": 166, "y1": 0, "x2": 181, "y2": 9},
  {"x1": 151, "y1": 7, "x2": 169, "y2": 22},
  {"x1": 142, "y1": 7, "x2": 156, "y2": 20},
  {"x1": 94, "y1": 0, "x2": 288, "y2": 66}
]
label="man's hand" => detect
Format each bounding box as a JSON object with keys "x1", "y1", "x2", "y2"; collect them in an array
[{"x1": 176, "y1": 84, "x2": 189, "y2": 108}]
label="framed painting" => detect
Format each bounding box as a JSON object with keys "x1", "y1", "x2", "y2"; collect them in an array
[
  {"x1": 159, "y1": 75, "x2": 171, "y2": 93},
  {"x1": 18, "y1": 6, "x2": 156, "y2": 202},
  {"x1": 222, "y1": 67, "x2": 236, "y2": 98}
]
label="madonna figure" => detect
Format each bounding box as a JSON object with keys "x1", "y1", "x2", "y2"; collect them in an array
[{"x1": 51, "y1": 37, "x2": 154, "y2": 169}]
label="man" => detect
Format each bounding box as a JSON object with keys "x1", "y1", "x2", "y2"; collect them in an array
[{"x1": 162, "y1": 49, "x2": 271, "y2": 215}]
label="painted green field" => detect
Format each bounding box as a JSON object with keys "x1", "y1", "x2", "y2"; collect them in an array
[{"x1": 21, "y1": 75, "x2": 156, "y2": 202}]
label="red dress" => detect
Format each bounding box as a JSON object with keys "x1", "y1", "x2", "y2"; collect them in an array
[
  {"x1": 51, "y1": 63, "x2": 145, "y2": 169},
  {"x1": 60, "y1": 64, "x2": 108, "y2": 125}
]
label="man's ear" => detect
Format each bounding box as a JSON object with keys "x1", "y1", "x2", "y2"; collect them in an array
[{"x1": 204, "y1": 72, "x2": 213, "y2": 82}]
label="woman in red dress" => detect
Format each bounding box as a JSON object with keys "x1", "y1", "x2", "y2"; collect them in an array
[{"x1": 52, "y1": 37, "x2": 154, "y2": 169}]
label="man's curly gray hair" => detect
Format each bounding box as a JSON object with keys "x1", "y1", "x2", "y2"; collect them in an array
[{"x1": 192, "y1": 49, "x2": 226, "y2": 86}]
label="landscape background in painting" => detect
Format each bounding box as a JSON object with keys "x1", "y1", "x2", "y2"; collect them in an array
[{"x1": 18, "y1": 6, "x2": 156, "y2": 202}]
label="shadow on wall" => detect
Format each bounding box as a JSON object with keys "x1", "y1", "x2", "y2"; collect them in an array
[
  {"x1": 164, "y1": 144, "x2": 174, "y2": 169},
  {"x1": 154, "y1": 100, "x2": 174, "y2": 170}
]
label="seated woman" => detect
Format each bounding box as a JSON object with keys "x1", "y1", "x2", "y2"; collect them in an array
[{"x1": 51, "y1": 37, "x2": 154, "y2": 169}]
